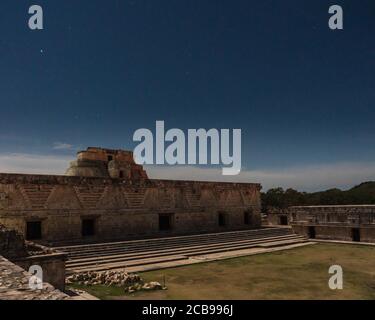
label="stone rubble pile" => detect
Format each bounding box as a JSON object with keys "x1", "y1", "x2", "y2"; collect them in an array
[{"x1": 66, "y1": 270, "x2": 166, "y2": 294}]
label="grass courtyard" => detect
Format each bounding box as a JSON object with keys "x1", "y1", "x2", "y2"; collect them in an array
[{"x1": 70, "y1": 243, "x2": 375, "y2": 300}]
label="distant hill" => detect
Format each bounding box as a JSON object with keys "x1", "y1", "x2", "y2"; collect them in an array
[{"x1": 261, "y1": 182, "x2": 375, "y2": 212}]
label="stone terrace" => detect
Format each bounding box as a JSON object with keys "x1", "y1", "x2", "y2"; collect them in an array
[{"x1": 0, "y1": 255, "x2": 68, "y2": 300}]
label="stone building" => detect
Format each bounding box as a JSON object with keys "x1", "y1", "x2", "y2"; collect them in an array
[
  {"x1": 266, "y1": 209, "x2": 289, "y2": 226},
  {"x1": 66, "y1": 147, "x2": 148, "y2": 180},
  {"x1": 288, "y1": 205, "x2": 375, "y2": 243},
  {"x1": 0, "y1": 148, "x2": 261, "y2": 245}
]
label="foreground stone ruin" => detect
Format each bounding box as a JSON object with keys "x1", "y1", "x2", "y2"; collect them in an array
[
  {"x1": 0, "y1": 255, "x2": 68, "y2": 300},
  {"x1": 0, "y1": 224, "x2": 68, "y2": 300},
  {"x1": 0, "y1": 224, "x2": 67, "y2": 291}
]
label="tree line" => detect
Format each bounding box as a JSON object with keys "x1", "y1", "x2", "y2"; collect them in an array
[{"x1": 261, "y1": 182, "x2": 375, "y2": 212}]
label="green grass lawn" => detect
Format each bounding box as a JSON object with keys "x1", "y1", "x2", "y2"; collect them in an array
[{"x1": 70, "y1": 243, "x2": 375, "y2": 300}]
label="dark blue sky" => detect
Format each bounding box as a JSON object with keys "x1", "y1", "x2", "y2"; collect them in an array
[{"x1": 0, "y1": 0, "x2": 374, "y2": 184}]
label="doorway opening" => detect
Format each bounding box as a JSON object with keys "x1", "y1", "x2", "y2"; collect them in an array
[
  {"x1": 352, "y1": 228, "x2": 361, "y2": 242},
  {"x1": 218, "y1": 213, "x2": 226, "y2": 227},
  {"x1": 280, "y1": 216, "x2": 288, "y2": 225},
  {"x1": 308, "y1": 226, "x2": 316, "y2": 239},
  {"x1": 82, "y1": 218, "x2": 96, "y2": 237},
  {"x1": 159, "y1": 214, "x2": 172, "y2": 231},
  {"x1": 244, "y1": 211, "x2": 252, "y2": 225},
  {"x1": 26, "y1": 221, "x2": 42, "y2": 240}
]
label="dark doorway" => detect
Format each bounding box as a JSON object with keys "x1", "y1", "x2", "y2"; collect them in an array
[
  {"x1": 352, "y1": 228, "x2": 361, "y2": 242},
  {"x1": 119, "y1": 171, "x2": 124, "y2": 178},
  {"x1": 159, "y1": 214, "x2": 172, "y2": 231},
  {"x1": 308, "y1": 226, "x2": 316, "y2": 239},
  {"x1": 244, "y1": 211, "x2": 251, "y2": 225},
  {"x1": 107, "y1": 155, "x2": 113, "y2": 162},
  {"x1": 26, "y1": 221, "x2": 42, "y2": 240},
  {"x1": 280, "y1": 216, "x2": 288, "y2": 226},
  {"x1": 82, "y1": 219, "x2": 96, "y2": 237},
  {"x1": 218, "y1": 213, "x2": 226, "y2": 227}
]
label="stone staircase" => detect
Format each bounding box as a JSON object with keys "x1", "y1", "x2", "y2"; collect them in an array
[{"x1": 56, "y1": 228, "x2": 307, "y2": 274}]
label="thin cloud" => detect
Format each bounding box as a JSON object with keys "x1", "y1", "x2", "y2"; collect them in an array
[
  {"x1": 145, "y1": 162, "x2": 375, "y2": 192},
  {"x1": 0, "y1": 153, "x2": 73, "y2": 175},
  {"x1": 52, "y1": 142, "x2": 74, "y2": 150},
  {"x1": 0, "y1": 152, "x2": 373, "y2": 192}
]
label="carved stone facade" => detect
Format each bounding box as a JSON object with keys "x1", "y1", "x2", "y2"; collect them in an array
[
  {"x1": 0, "y1": 148, "x2": 262, "y2": 245},
  {"x1": 289, "y1": 205, "x2": 375, "y2": 243}
]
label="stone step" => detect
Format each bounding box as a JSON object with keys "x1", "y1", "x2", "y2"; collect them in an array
[
  {"x1": 66, "y1": 235, "x2": 305, "y2": 268},
  {"x1": 69, "y1": 255, "x2": 188, "y2": 273},
  {"x1": 58, "y1": 228, "x2": 293, "y2": 253},
  {"x1": 63, "y1": 231, "x2": 293, "y2": 257},
  {"x1": 66, "y1": 234, "x2": 303, "y2": 263},
  {"x1": 68, "y1": 237, "x2": 307, "y2": 273},
  {"x1": 65, "y1": 233, "x2": 300, "y2": 261}
]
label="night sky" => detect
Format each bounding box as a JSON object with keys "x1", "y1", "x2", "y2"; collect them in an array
[{"x1": 0, "y1": 0, "x2": 374, "y2": 191}]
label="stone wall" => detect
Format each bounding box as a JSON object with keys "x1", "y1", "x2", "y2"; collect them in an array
[
  {"x1": 0, "y1": 224, "x2": 67, "y2": 290},
  {"x1": 0, "y1": 173, "x2": 261, "y2": 244},
  {"x1": 266, "y1": 212, "x2": 289, "y2": 226},
  {"x1": 0, "y1": 224, "x2": 27, "y2": 259},
  {"x1": 0, "y1": 255, "x2": 68, "y2": 300},
  {"x1": 292, "y1": 224, "x2": 375, "y2": 242},
  {"x1": 290, "y1": 205, "x2": 375, "y2": 243},
  {"x1": 289, "y1": 205, "x2": 375, "y2": 225},
  {"x1": 13, "y1": 248, "x2": 67, "y2": 291}
]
